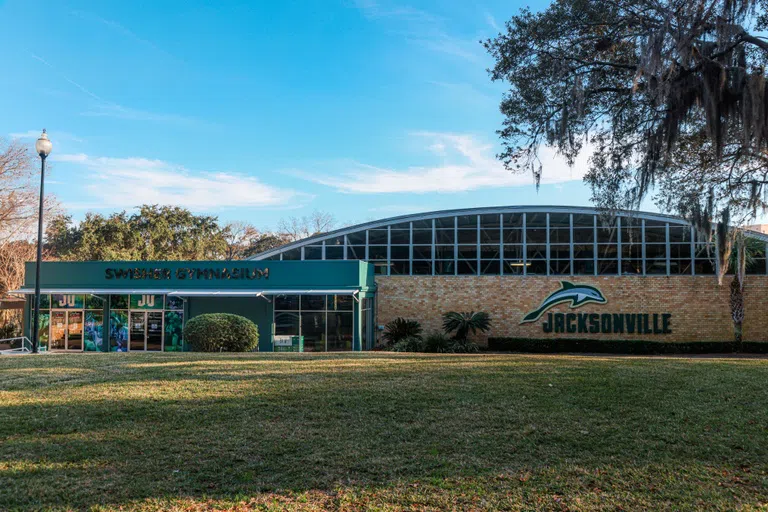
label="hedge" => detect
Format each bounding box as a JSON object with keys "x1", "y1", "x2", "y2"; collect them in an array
[
  {"x1": 487, "y1": 337, "x2": 768, "y2": 354},
  {"x1": 183, "y1": 313, "x2": 259, "y2": 352}
]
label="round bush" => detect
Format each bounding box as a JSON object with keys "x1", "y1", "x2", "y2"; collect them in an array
[{"x1": 183, "y1": 313, "x2": 259, "y2": 352}]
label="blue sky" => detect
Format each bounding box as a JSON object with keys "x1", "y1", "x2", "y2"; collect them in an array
[{"x1": 1, "y1": 0, "x2": 628, "y2": 231}]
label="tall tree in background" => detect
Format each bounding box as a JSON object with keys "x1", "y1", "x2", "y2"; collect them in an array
[
  {"x1": 485, "y1": 0, "x2": 768, "y2": 230},
  {"x1": 278, "y1": 210, "x2": 336, "y2": 242},
  {"x1": 47, "y1": 205, "x2": 228, "y2": 261},
  {"x1": 0, "y1": 139, "x2": 57, "y2": 296},
  {"x1": 222, "y1": 221, "x2": 289, "y2": 260}
]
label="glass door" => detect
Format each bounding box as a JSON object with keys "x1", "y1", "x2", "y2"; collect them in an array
[
  {"x1": 50, "y1": 311, "x2": 66, "y2": 350},
  {"x1": 67, "y1": 311, "x2": 83, "y2": 350},
  {"x1": 146, "y1": 312, "x2": 163, "y2": 351},
  {"x1": 130, "y1": 312, "x2": 146, "y2": 351}
]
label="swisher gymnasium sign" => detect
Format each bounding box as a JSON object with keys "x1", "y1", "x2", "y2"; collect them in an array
[{"x1": 520, "y1": 281, "x2": 672, "y2": 335}]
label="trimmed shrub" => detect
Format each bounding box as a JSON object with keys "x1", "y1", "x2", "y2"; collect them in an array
[
  {"x1": 183, "y1": 313, "x2": 259, "y2": 352},
  {"x1": 449, "y1": 338, "x2": 480, "y2": 353},
  {"x1": 383, "y1": 318, "x2": 423, "y2": 345},
  {"x1": 423, "y1": 331, "x2": 453, "y2": 353},
  {"x1": 391, "y1": 336, "x2": 424, "y2": 352},
  {"x1": 487, "y1": 337, "x2": 768, "y2": 355}
]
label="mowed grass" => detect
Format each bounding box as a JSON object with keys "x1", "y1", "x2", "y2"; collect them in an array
[{"x1": 1, "y1": 353, "x2": 767, "y2": 511}]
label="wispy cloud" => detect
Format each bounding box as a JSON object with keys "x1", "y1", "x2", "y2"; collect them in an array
[
  {"x1": 352, "y1": 0, "x2": 485, "y2": 63},
  {"x1": 296, "y1": 132, "x2": 590, "y2": 194},
  {"x1": 71, "y1": 10, "x2": 177, "y2": 61},
  {"x1": 9, "y1": 130, "x2": 84, "y2": 144},
  {"x1": 484, "y1": 11, "x2": 500, "y2": 32},
  {"x1": 53, "y1": 153, "x2": 306, "y2": 211}
]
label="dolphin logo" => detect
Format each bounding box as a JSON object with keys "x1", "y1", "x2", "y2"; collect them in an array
[{"x1": 520, "y1": 281, "x2": 607, "y2": 324}]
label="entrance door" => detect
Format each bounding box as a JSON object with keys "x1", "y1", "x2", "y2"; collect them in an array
[
  {"x1": 67, "y1": 311, "x2": 83, "y2": 350},
  {"x1": 49, "y1": 311, "x2": 84, "y2": 351},
  {"x1": 50, "y1": 311, "x2": 66, "y2": 350},
  {"x1": 129, "y1": 312, "x2": 146, "y2": 351},
  {"x1": 146, "y1": 312, "x2": 163, "y2": 351}
]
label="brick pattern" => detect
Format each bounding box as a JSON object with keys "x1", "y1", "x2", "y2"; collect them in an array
[{"x1": 375, "y1": 276, "x2": 768, "y2": 344}]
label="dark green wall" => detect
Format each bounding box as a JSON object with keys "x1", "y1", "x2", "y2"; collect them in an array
[{"x1": 187, "y1": 297, "x2": 273, "y2": 352}]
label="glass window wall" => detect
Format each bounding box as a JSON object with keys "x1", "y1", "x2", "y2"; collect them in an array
[{"x1": 273, "y1": 294, "x2": 355, "y2": 352}]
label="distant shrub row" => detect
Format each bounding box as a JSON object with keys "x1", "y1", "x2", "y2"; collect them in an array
[
  {"x1": 487, "y1": 338, "x2": 768, "y2": 354},
  {"x1": 381, "y1": 312, "x2": 492, "y2": 353}
]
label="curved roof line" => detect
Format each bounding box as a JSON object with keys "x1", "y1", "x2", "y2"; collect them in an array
[{"x1": 249, "y1": 204, "x2": 768, "y2": 260}]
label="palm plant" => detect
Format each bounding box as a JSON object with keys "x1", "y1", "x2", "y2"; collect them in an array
[
  {"x1": 442, "y1": 311, "x2": 492, "y2": 340},
  {"x1": 382, "y1": 318, "x2": 423, "y2": 346}
]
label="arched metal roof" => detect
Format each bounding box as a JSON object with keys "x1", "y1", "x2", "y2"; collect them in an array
[{"x1": 249, "y1": 205, "x2": 768, "y2": 260}]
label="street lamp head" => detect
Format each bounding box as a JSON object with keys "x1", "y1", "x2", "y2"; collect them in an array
[{"x1": 35, "y1": 129, "x2": 52, "y2": 158}]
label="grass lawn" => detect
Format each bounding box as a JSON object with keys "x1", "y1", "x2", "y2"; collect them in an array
[{"x1": 1, "y1": 353, "x2": 767, "y2": 511}]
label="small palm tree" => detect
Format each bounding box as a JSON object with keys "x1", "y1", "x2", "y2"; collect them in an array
[
  {"x1": 442, "y1": 311, "x2": 492, "y2": 340},
  {"x1": 382, "y1": 318, "x2": 423, "y2": 345}
]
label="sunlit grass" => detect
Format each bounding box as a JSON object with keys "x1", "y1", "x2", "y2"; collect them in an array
[{"x1": 1, "y1": 352, "x2": 767, "y2": 511}]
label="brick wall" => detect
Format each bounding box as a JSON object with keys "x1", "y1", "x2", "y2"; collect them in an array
[{"x1": 375, "y1": 275, "x2": 768, "y2": 344}]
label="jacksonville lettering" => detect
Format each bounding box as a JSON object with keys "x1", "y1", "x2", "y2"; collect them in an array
[
  {"x1": 105, "y1": 267, "x2": 269, "y2": 280},
  {"x1": 542, "y1": 312, "x2": 672, "y2": 334}
]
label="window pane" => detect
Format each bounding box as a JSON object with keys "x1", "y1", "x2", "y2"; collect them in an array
[
  {"x1": 347, "y1": 231, "x2": 366, "y2": 245},
  {"x1": 480, "y1": 260, "x2": 500, "y2": 275},
  {"x1": 598, "y1": 260, "x2": 618, "y2": 274},
  {"x1": 549, "y1": 229, "x2": 570, "y2": 244},
  {"x1": 304, "y1": 246, "x2": 322, "y2": 260},
  {"x1": 412, "y1": 219, "x2": 431, "y2": 229},
  {"x1": 166, "y1": 296, "x2": 184, "y2": 310},
  {"x1": 300, "y1": 312, "x2": 326, "y2": 352},
  {"x1": 164, "y1": 311, "x2": 185, "y2": 352},
  {"x1": 435, "y1": 229, "x2": 455, "y2": 244},
  {"x1": 503, "y1": 228, "x2": 523, "y2": 243},
  {"x1": 746, "y1": 258, "x2": 767, "y2": 275},
  {"x1": 596, "y1": 245, "x2": 617, "y2": 258},
  {"x1": 434, "y1": 245, "x2": 454, "y2": 259},
  {"x1": 347, "y1": 245, "x2": 365, "y2": 260},
  {"x1": 413, "y1": 245, "x2": 432, "y2": 259},
  {"x1": 669, "y1": 225, "x2": 691, "y2": 243},
  {"x1": 669, "y1": 244, "x2": 691, "y2": 259},
  {"x1": 435, "y1": 260, "x2": 455, "y2": 275},
  {"x1": 503, "y1": 245, "x2": 523, "y2": 259},
  {"x1": 479, "y1": 245, "x2": 500, "y2": 259},
  {"x1": 457, "y1": 260, "x2": 476, "y2": 275},
  {"x1": 480, "y1": 228, "x2": 501, "y2": 244},
  {"x1": 303, "y1": 295, "x2": 326, "y2": 311},
  {"x1": 51, "y1": 294, "x2": 84, "y2": 309},
  {"x1": 526, "y1": 213, "x2": 546, "y2": 227},
  {"x1": 549, "y1": 260, "x2": 571, "y2": 275},
  {"x1": 412, "y1": 229, "x2": 432, "y2": 244},
  {"x1": 328, "y1": 295, "x2": 354, "y2": 311},
  {"x1": 275, "y1": 312, "x2": 300, "y2": 336},
  {"x1": 572, "y1": 214, "x2": 594, "y2": 227},
  {"x1": 85, "y1": 295, "x2": 105, "y2": 310},
  {"x1": 621, "y1": 227, "x2": 643, "y2": 244},
  {"x1": 281, "y1": 248, "x2": 301, "y2": 260},
  {"x1": 390, "y1": 261, "x2": 410, "y2": 275},
  {"x1": 670, "y1": 260, "x2": 692, "y2": 274},
  {"x1": 84, "y1": 311, "x2": 104, "y2": 352},
  {"x1": 480, "y1": 214, "x2": 501, "y2": 228},
  {"x1": 130, "y1": 294, "x2": 164, "y2": 310},
  {"x1": 504, "y1": 213, "x2": 523, "y2": 227},
  {"x1": 572, "y1": 228, "x2": 595, "y2": 243},
  {"x1": 695, "y1": 259, "x2": 716, "y2": 274},
  {"x1": 549, "y1": 213, "x2": 570, "y2": 227},
  {"x1": 37, "y1": 312, "x2": 50, "y2": 348},
  {"x1": 109, "y1": 310, "x2": 128, "y2": 352},
  {"x1": 621, "y1": 260, "x2": 643, "y2": 275},
  {"x1": 326, "y1": 236, "x2": 344, "y2": 246},
  {"x1": 573, "y1": 244, "x2": 594, "y2": 259},
  {"x1": 621, "y1": 243, "x2": 642, "y2": 259},
  {"x1": 646, "y1": 244, "x2": 667, "y2": 258},
  {"x1": 369, "y1": 246, "x2": 387, "y2": 259},
  {"x1": 528, "y1": 260, "x2": 547, "y2": 274},
  {"x1": 526, "y1": 228, "x2": 547, "y2": 243},
  {"x1": 457, "y1": 230, "x2": 477, "y2": 244},
  {"x1": 390, "y1": 246, "x2": 409, "y2": 260},
  {"x1": 549, "y1": 245, "x2": 571, "y2": 259},
  {"x1": 275, "y1": 294, "x2": 300, "y2": 311},
  {"x1": 527, "y1": 244, "x2": 546, "y2": 259},
  {"x1": 325, "y1": 246, "x2": 344, "y2": 260},
  {"x1": 435, "y1": 216, "x2": 455, "y2": 229},
  {"x1": 646, "y1": 259, "x2": 667, "y2": 274},
  {"x1": 412, "y1": 261, "x2": 432, "y2": 275},
  {"x1": 457, "y1": 215, "x2": 477, "y2": 227},
  {"x1": 39, "y1": 294, "x2": 51, "y2": 309},
  {"x1": 390, "y1": 222, "x2": 410, "y2": 230},
  {"x1": 327, "y1": 312, "x2": 353, "y2": 351},
  {"x1": 504, "y1": 260, "x2": 525, "y2": 274},
  {"x1": 597, "y1": 226, "x2": 618, "y2": 244},
  {"x1": 390, "y1": 230, "x2": 410, "y2": 245},
  {"x1": 572, "y1": 260, "x2": 595, "y2": 274},
  {"x1": 458, "y1": 245, "x2": 477, "y2": 259},
  {"x1": 110, "y1": 294, "x2": 128, "y2": 310},
  {"x1": 372, "y1": 262, "x2": 388, "y2": 275},
  {"x1": 368, "y1": 230, "x2": 388, "y2": 244},
  {"x1": 645, "y1": 227, "x2": 666, "y2": 243}
]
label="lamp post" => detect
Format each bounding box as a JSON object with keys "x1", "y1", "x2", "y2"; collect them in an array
[{"x1": 31, "y1": 129, "x2": 52, "y2": 354}]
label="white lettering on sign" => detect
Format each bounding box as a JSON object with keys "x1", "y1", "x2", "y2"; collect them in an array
[
  {"x1": 58, "y1": 295, "x2": 77, "y2": 308},
  {"x1": 137, "y1": 295, "x2": 155, "y2": 307}
]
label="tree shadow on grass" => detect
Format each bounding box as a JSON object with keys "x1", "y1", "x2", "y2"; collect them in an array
[{"x1": 1, "y1": 354, "x2": 768, "y2": 510}]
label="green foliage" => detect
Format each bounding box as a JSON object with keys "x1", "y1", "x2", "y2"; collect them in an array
[
  {"x1": 449, "y1": 338, "x2": 480, "y2": 354},
  {"x1": 382, "y1": 317, "x2": 423, "y2": 345},
  {"x1": 46, "y1": 205, "x2": 228, "y2": 261},
  {"x1": 422, "y1": 331, "x2": 453, "y2": 353},
  {"x1": 442, "y1": 311, "x2": 492, "y2": 340},
  {"x1": 391, "y1": 336, "x2": 424, "y2": 352},
  {"x1": 183, "y1": 313, "x2": 259, "y2": 352},
  {"x1": 488, "y1": 337, "x2": 768, "y2": 354}
]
